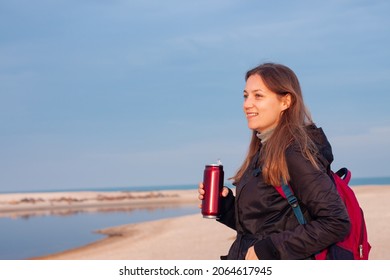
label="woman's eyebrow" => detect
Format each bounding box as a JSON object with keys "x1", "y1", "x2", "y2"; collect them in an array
[{"x1": 243, "y1": 89, "x2": 263, "y2": 93}]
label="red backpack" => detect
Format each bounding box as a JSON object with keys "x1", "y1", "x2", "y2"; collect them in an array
[{"x1": 276, "y1": 167, "x2": 371, "y2": 260}]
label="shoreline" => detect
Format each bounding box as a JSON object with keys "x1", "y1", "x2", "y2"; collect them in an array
[
  {"x1": 0, "y1": 189, "x2": 199, "y2": 219},
  {"x1": 1, "y1": 185, "x2": 390, "y2": 260}
]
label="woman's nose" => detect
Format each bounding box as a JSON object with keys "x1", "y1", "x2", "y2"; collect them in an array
[{"x1": 243, "y1": 96, "x2": 253, "y2": 109}]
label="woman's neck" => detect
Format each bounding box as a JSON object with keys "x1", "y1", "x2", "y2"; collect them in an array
[{"x1": 256, "y1": 128, "x2": 275, "y2": 144}]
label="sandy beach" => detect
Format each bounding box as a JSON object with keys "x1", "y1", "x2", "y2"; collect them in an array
[{"x1": 1, "y1": 186, "x2": 389, "y2": 260}]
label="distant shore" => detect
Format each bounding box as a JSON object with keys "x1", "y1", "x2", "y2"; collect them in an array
[
  {"x1": 0, "y1": 189, "x2": 198, "y2": 219},
  {"x1": 1, "y1": 186, "x2": 389, "y2": 260}
]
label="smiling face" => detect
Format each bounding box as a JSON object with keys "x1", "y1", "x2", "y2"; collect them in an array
[{"x1": 243, "y1": 74, "x2": 290, "y2": 133}]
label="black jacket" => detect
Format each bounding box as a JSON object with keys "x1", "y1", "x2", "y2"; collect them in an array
[{"x1": 218, "y1": 126, "x2": 351, "y2": 259}]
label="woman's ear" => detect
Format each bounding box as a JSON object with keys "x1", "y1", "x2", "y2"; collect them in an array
[{"x1": 281, "y1": 93, "x2": 292, "y2": 111}]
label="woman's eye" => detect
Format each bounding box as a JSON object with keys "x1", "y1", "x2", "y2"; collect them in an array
[
  {"x1": 243, "y1": 95, "x2": 248, "y2": 99},
  {"x1": 255, "y1": 94, "x2": 262, "y2": 99}
]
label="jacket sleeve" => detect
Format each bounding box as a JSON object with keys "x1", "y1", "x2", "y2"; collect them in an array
[
  {"x1": 216, "y1": 188, "x2": 236, "y2": 230},
  {"x1": 254, "y1": 144, "x2": 351, "y2": 259}
]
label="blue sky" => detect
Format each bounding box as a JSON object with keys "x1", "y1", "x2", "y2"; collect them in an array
[{"x1": 1, "y1": 0, "x2": 389, "y2": 192}]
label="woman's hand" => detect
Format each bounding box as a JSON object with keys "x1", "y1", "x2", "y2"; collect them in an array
[
  {"x1": 198, "y1": 182, "x2": 229, "y2": 208},
  {"x1": 245, "y1": 246, "x2": 259, "y2": 260},
  {"x1": 198, "y1": 182, "x2": 205, "y2": 201}
]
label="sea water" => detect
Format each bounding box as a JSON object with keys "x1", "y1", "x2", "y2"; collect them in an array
[
  {"x1": 0, "y1": 184, "x2": 204, "y2": 260},
  {"x1": 0, "y1": 204, "x2": 199, "y2": 260}
]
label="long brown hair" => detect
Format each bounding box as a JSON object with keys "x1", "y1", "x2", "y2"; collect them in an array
[{"x1": 231, "y1": 63, "x2": 319, "y2": 186}]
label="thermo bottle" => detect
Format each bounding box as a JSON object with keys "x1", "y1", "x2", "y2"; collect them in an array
[{"x1": 201, "y1": 162, "x2": 224, "y2": 218}]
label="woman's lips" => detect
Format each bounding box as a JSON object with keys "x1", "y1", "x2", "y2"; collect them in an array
[{"x1": 246, "y1": 112, "x2": 259, "y2": 118}]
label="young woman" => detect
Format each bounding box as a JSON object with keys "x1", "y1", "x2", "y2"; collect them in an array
[{"x1": 198, "y1": 63, "x2": 350, "y2": 260}]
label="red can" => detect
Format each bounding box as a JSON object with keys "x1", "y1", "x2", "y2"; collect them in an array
[{"x1": 202, "y1": 163, "x2": 224, "y2": 218}]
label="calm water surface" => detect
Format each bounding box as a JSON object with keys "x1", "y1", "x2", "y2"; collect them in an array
[{"x1": 0, "y1": 205, "x2": 198, "y2": 260}]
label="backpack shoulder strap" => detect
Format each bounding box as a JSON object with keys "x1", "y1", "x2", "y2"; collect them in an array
[{"x1": 279, "y1": 183, "x2": 307, "y2": 225}]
